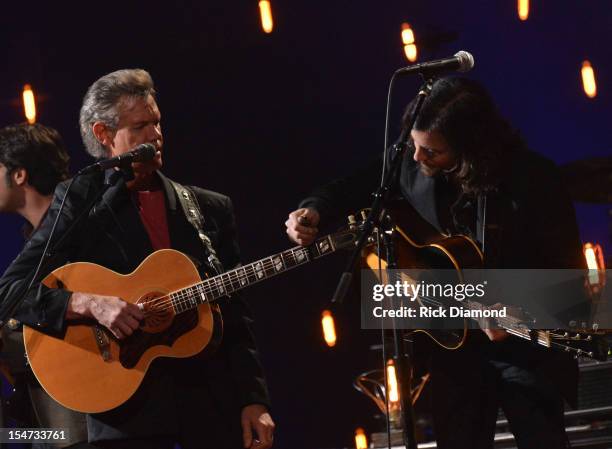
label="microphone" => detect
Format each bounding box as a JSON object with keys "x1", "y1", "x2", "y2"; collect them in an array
[
  {"x1": 78, "y1": 143, "x2": 158, "y2": 175},
  {"x1": 396, "y1": 51, "x2": 474, "y2": 76}
]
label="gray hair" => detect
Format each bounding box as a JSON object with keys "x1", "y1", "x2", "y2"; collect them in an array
[{"x1": 79, "y1": 69, "x2": 156, "y2": 158}]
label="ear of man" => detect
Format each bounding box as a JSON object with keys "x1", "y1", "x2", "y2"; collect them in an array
[
  {"x1": 92, "y1": 122, "x2": 113, "y2": 153},
  {"x1": 11, "y1": 167, "x2": 28, "y2": 187}
]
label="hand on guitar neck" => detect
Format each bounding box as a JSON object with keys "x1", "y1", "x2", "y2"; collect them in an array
[
  {"x1": 285, "y1": 207, "x2": 320, "y2": 246},
  {"x1": 66, "y1": 292, "x2": 144, "y2": 340},
  {"x1": 483, "y1": 329, "x2": 510, "y2": 342},
  {"x1": 286, "y1": 207, "x2": 512, "y2": 344},
  {"x1": 481, "y1": 303, "x2": 514, "y2": 342}
]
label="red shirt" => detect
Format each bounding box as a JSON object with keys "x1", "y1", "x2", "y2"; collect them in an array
[{"x1": 134, "y1": 190, "x2": 171, "y2": 250}]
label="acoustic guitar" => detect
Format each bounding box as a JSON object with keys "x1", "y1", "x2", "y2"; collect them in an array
[
  {"x1": 23, "y1": 224, "x2": 361, "y2": 413},
  {"x1": 362, "y1": 201, "x2": 609, "y2": 361}
]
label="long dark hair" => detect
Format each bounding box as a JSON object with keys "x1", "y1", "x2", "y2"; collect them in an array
[{"x1": 403, "y1": 77, "x2": 525, "y2": 195}]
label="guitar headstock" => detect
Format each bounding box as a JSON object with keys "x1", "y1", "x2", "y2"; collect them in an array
[
  {"x1": 548, "y1": 330, "x2": 610, "y2": 361},
  {"x1": 326, "y1": 210, "x2": 371, "y2": 251}
]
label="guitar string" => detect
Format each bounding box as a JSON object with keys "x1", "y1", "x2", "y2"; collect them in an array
[
  {"x1": 163, "y1": 247, "x2": 311, "y2": 310},
  {"x1": 387, "y1": 290, "x2": 540, "y2": 334},
  {"x1": 413, "y1": 293, "x2": 533, "y2": 329},
  {"x1": 134, "y1": 257, "x2": 584, "y2": 350},
  {"x1": 405, "y1": 294, "x2": 566, "y2": 348},
  {"x1": 134, "y1": 248, "x2": 568, "y2": 344},
  {"x1": 149, "y1": 271, "x2": 530, "y2": 340},
  {"x1": 138, "y1": 247, "x2": 312, "y2": 313},
  {"x1": 147, "y1": 267, "x2": 542, "y2": 340},
  {"x1": 142, "y1": 249, "x2": 309, "y2": 312},
  {"x1": 144, "y1": 260, "x2": 532, "y2": 337},
  {"x1": 410, "y1": 291, "x2": 586, "y2": 348},
  {"x1": 148, "y1": 246, "x2": 309, "y2": 306}
]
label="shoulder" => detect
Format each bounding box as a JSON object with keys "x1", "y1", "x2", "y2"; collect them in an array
[
  {"x1": 188, "y1": 186, "x2": 233, "y2": 214},
  {"x1": 508, "y1": 149, "x2": 560, "y2": 177},
  {"x1": 157, "y1": 171, "x2": 233, "y2": 216},
  {"x1": 52, "y1": 171, "x2": 104, "y2": 208},
  {"x1": 498, "y1": 149, "x2": 575, "y2": 218},
  {"x1": 186, "y1": 187, "x2": 238, "y2": 235},
  {"x1": 503, "y1": 149, "x2": 563, "y2": 193}
]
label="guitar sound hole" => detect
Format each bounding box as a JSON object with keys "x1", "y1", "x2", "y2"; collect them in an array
[{"x1": 138, "y1": 291, "x2": 175, "y2": 333}]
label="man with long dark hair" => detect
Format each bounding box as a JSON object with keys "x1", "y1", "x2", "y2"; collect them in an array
[{"x1": 285, "y1": 77, "x2": 583, "y2": 448}]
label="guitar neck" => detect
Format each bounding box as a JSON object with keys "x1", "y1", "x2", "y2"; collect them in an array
[
  {"x1": 170, "y1": 235, "x2": 339, "y2": 313},
  {"x1": 462, "y1": 299, "x2": 552, "y2": 348},
  {"x1": 458, "y1": 299, "x2": 604, "y2": 359}
]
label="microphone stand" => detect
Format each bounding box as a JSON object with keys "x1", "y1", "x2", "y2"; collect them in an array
[
  {"x1": 0, "y1": 164, "x2": 133, "y2": 329},
  {"x1": 331, "y1": 77, "x2": 435, "y2": 449}
]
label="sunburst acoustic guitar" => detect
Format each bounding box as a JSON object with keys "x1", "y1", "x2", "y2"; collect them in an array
[{"x1": 362, "y1": 201, "x2": 609, "y2": 360}]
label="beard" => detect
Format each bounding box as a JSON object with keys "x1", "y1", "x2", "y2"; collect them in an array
[{"x1": 418, "y1": 163, "x2": 441, "y2": 177}]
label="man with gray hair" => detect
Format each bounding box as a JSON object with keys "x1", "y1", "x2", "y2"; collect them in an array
[{"x1": 0, "y1": 69, "x2": 274, "y2": 449}]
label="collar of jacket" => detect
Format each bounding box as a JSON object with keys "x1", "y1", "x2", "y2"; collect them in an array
[{"x1": 101, "y1": 168, "x2": 179, "y2": 214}]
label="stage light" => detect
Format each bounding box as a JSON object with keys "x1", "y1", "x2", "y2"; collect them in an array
[
  {"x1": 581, "y1": 61, "x2": 597, "y2": 98},
  {"x1": 518, "y1": 0, "x2": 529, "y2": 21},
  {"x1": 386, "y1": 359, "x2": 402, "y2": 428},
  {"x1": 386, "y1": 359, "x2": 399, "y2": 403},
  {"x1": 259, "y1": 0, "x2": 273, "y2": 34},
  {"x1": 401, "y1": 23, "x2": 415, "y2": 45},
  {"x1": 404, "y1": 45, "x2": 418, "y2": 62},
  {"x1": 583, "y1": 243, "x2": 605, "y2": 292},
  {"x1": 401, "y1": 23, "x2": 417, "y2": 62},
  {"x1": 321, "y1": 309, "x2": 337, "y2": 347},
  {"x1": 22, "y1": 84, "x2": 36, "y2": 124},
  {"x1": 354, "y1": 427, "x2": 368, "y2": 449}
]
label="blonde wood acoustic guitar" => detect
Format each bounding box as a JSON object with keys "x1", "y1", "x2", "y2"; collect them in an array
[{"x1": 23, "y1": 223, "x2": 361, "y2": 413}]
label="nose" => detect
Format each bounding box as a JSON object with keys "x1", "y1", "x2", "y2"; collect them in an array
[
  {"x1": 413, "y1": 145, "x2": 426, "y2": 162},
  {"x1": 147, "y1": 124, "x2": 161, "y2": 140},
  {"x1": 147, "y1": 124, "x2": 162, "y2": 144}
]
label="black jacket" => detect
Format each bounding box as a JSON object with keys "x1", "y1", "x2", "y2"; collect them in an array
[
  {"x1": 0, "y1": 169, "x2": 270, "y2": 439},
  {"x1": 301, "y1": 149, "x2": 584, "y2": 269}
]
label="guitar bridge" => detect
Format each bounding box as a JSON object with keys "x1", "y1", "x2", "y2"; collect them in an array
[{"x1": 93, "y1": 325, "x2": 112, "y2": 362}]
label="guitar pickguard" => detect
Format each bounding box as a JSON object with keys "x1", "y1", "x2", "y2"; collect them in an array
[{"x1": 119, "y1": 309, "x2": 199, "y2": 369}]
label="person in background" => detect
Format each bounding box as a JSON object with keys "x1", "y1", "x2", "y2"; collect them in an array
[{"x1": 0, "y1": 122, "x2": 91, "y2": 448}]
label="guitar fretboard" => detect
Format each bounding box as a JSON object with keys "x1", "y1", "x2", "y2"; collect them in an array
[
  {"x1": 169, "y1": 235, "x2": 337, "y2": 313},
  {"x1": 462, "y1": 299, "x2": 552, "y2": 346}
]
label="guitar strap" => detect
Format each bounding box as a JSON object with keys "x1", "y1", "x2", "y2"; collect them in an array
[
  {"x1": 169, "y1": 180, "x2": 224, "y2": 276},
  {"x1": 477, "y1": 192, "x2": 503, "y2": 268}
]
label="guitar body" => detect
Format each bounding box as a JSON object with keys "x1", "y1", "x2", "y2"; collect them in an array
[
  {"x1": 23, "y1": 249, "x2": 222, "y2": 413},
  {"x1": 363, "y1": 201, "x2": 484, "y2": 350}
]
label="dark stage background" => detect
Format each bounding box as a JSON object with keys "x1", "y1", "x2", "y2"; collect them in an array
[{"x1": 0, "y1": 2, "x2": 610, "y2": 448}]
